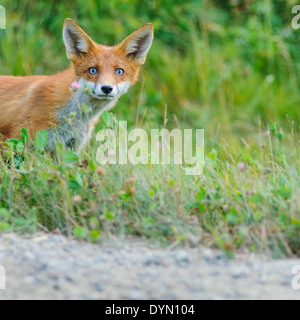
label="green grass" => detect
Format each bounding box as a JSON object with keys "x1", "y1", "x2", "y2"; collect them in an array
[
  {"x1": 1, "y1": 116, "x2": 300, "y2": 258},
  {"x1": 1, "y1": 0, "x2": 300, "y2": 257}
]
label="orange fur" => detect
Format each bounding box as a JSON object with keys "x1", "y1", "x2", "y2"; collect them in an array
[{"x1": 0, "y1": 69, "x2": 75, "y2": 139}]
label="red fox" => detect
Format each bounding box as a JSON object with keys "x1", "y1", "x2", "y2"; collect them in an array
[{"x1": 0, "y1": 19, "x2": 154, "y2": 151}]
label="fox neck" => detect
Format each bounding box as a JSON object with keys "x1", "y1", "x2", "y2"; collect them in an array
[
  {"x1": 58, "y1": 86, "x2": 116, "y2": 124},
  {"x1": 47, "y1": 81, "x2": 117, "y2": 152}
]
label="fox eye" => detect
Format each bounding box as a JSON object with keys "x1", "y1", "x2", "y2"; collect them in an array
[
  {"x1": 89, "y1": 67, "x2": 98, "y2": 75},
  {"x1": 115, "y1": 68, "x2": 124, "y2": 76}
]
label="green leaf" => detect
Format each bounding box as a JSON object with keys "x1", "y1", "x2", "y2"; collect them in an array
[
  {"x1": 73, "y1": 225, "x2": 88, "y2": 239},
  {"x1": 12, "y1": 218, "x2": 28, "y2": 227},
  {"x1": 6, "y1": 138, "x2": 21, "y2": 147},
  {"x1": 207, "y1": 149, "x2": 217, "y2": 160},
  {"x1": 36, "y1": 130, "x2": 48, "y2": 150},
  {"x1": 0, "y1": 222, "x2": 10, "y2": 231},
  {"x1": 238, "y1": 227, "x2": 248, "y2": 238},
  {"x1": 20, "y1": 128, "x2": 29, "y2": 145},
  {"x1": 249, "y1": 194, "x2": 264, "y2": 204},
  {"x1": 68, "y1": 180, "x2": 82, "y2": 191},
  {"x1": 149, "y1": 189, "x2": 155, "y2": 197},
  {"x1": 102, "y1": 111, "x2": 113, "y2": 126},
  {"x1": 153, "y1": 181, "x2": 159, "y2": 192},
  {"x1": 197, "y1": 187, "x2": 206, "y2": 200},
  {"x1": 273, "y1": 187, "x2": 292, "y2": 199},
  {"x1": 279, "y1": 211, "x2": 289, "y2": 224},
  {"x1": 177, "y1": 234, "x2": 186, "y2": 242},
  {"x1": 81, "y1": 103, "x2": 92, "y2": 114},
  {"x1": 142, "y1": 217, "x2": 155, "y2": 225},
  {"x1": 16, "y1": 141, "x2": 24, "y2": 153},
  {"x1": 226, "y1": 210, "x2": 239, "y2": 224},
  {"x1": 88, "y1": 160, "x2": 96, "y2": 172},
  {"x1": 276, "y1": 131, "x2": 283, "y2": 141},
  {"x1": 14, "y1": 155, "x2": 24, "y2": 167},
  {"x1": 168, "y1": 179, "x2": 175, "y2": 186},
  {"x1": 105, "y1": 211, "x2": 115, "y2": 221},
  {"x1": 186, "y1": 202, "x2": 199, "y2": 209},
  {"x1": 90, "y1": 229, "x2": 100, "y2": 243},
  {"x1": 0, "y1": 209, "x2": 9, "y2": 220},
  {"x1": 269, "y1": 122, "x2": 277, "y2": 133},
  {"x1": 75, "y1": 172, "x2": 83, "y2": 187},
  {"x1": 64, "y1": 151, "x2": 79, "y2": 164},
  {"x1": 291, "y1": 219, "x2": 300, "y2": 227},
  {"x1": 254, "y1": 211, "x2": 264, "y2": 221},
  {"x1": 197, "y1": 203, "x2": 206, "y2": 212},
  {"x1": 119, "y1": 191, "x2": 132, "y2": 201}
]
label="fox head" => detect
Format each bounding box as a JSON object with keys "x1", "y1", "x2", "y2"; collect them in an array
[{"x1": 63, "y1": 19, "x2": 154, "y2": 101}]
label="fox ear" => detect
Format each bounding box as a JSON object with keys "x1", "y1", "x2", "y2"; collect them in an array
[
  {"x1": 118, "y1": 24, "x2": 154, "y2": 66},
  {"x1": 63, "y1": 19, "x2": 95, "y2": 60}
]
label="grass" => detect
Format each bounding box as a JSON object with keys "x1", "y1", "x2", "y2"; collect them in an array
[
  {"x1": 1, "y1": 115, "x2": 300, "y2": 258},
  {"x1": 1, "y1": 0, "x2": 300, "y2": 257}
]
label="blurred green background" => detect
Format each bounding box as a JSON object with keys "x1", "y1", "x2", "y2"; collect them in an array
[{"x1": 0, "y1": 0, "x2": 299, "y2": 139}]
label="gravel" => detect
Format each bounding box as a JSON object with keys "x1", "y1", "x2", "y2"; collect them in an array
[{"x1": 0, "y1": 233, "x2": 300, "y2": 300}]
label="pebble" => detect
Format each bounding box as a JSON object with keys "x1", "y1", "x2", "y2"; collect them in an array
[
  {"x1": 176, "y1": 250, "x2": 190, "y2": 263},
  {"x1": 144, "y1": 254, "x2": 163, "y2": 266},
  {"x1": 231, "y1": 267, "x2": 249, "y2": 279}
]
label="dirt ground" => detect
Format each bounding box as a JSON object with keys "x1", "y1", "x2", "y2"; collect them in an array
[{"x1": 0, "y1": 232, "x2": 300, "y2": 300}]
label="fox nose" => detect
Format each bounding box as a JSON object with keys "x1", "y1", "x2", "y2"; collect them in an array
[{"x1": 101, "y1": 85, "x2": 113, "y2": 95}]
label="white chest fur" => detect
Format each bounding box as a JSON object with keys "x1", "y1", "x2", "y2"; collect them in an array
[{"x1": 46, "y1": 91, "x2": 117, "y2": 152}]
